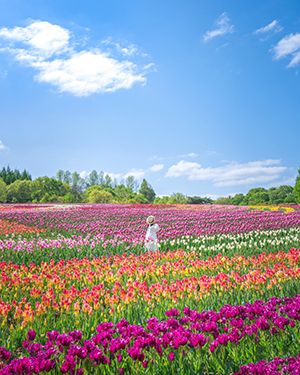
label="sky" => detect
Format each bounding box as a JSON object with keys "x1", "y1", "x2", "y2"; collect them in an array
[{"x1": 0, "y1": 0, "x2": 299, "y2": 198}]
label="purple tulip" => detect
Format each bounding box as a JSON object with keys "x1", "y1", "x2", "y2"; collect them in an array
[{"x1": 27, "y1": 329, "x2": 36, "y2": 341}]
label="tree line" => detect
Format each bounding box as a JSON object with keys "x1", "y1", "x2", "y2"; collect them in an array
[
  {"x1": 214, "y1": 185, "x2": 298, "y2": 205},
  {"x1": 0, "y1": 166, "x2": 299, "y2": 204},
  {"x1": 0, "y1": 167, "x2": 155, "y2": 204}
]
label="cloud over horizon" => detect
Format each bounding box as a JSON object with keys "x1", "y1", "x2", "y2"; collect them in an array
[
  {"x1": 166, "y1": 159, "x2": 288, "y2": 187},
  {"x1": 149, "y1": 164, "x2": 164, "y2": 172},
  {"x1": 0, "y1": 20, "x2": 153, "y2": 96}
]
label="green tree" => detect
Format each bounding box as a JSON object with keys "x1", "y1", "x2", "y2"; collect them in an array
[
  {"x1": 63, "y1": 170, "x2": 72, "y2": 185},
  {"x1": 294, "y1": 168, "x2": 300, "y2": 204},
  {"x1": 63, "y1": 192, "x2": 77, "y2": 203},
  {"x1": 284, "y1": 192, "x2": 296, "y2": 204},
  {"x1": 14, "y1": 169, "x2": 22, "y2": 181},
  {"x1": 0, "y1": 166, "x2": 31, "y2": 184},
  {"x1": 103, "y1": 174, "x2": 113, "y2": 188},
  {"x1": 85, "y1": 186, "x2": 113, "y2": 203},
  {"x1": 113, "y1": 184, "x2": 134, "y2": 203},
  {"x1": 0, "y1": 178, "x2": 7, "y2": 202},
  {"x1": 245, "y1": 188, "x2": 269, "y2": 205},
  {"x1": 112, "y1": 178, "x2": 119, "y2": 188},
  {"x1": 71, "y1": 172, "x2": 85, "y2": 201},
  {"x1": 21, "y1": 169, "x2": 32, "y2": 181},
  {"x1": 87, "y1": 170, "x2": 99, "y2": 187},
  {"x1": 230, "y1": 193, "x2": 245, "y2": 205},
  {"x1": 98, "y1": 171, "x2": 105, "y2": 185},
  {"x1": 125, "y1": 176, "x2": 139, "y2": 192},
  {"x1": 168, "y1": 192, "x2": 189, "y2": 204},
  {"x1": 214, "y1": 196, "x2": 233, "y2": 205},
  {"x1": 56, "y1": 169, "x2": 65, "y2": 182},
  {"x1": 139, "y1": 179, "x2": 156, "y2": 203},
  {"x1": 188, "y1": 196, "x2": 213, "y2": 204},
  {"x1": 7, "y1": 180, "x2": 33, "y2": 202},
  {"x1": 129, "y1": 193, "x2": 148, "y2": 203},
  {"x1": 32, "y1": 177, "x2": 68, "y2": 202},
  {"x1": 0, "y1": 167, "x2": 7, "y2": 184},
  {"x1": 268, "y1": 185, "x2": 293, "y2": 204},
  {"x1": 154, "y1": 196, "x2": 172, "y2": 204},
  {"x1": 249, "y1": 192, "x2": 269, "y2": 204}
]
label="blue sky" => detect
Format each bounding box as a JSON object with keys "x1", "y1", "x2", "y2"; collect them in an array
[{"x1": 0, "y1": 0, "x2": 299, "y2": 197}]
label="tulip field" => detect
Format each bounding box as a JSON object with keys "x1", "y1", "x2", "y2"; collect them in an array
[{"x1": 0, "y1": 204, "x2": 300, "y2": 374}]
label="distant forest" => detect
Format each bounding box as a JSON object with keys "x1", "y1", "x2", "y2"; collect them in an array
[{"x1": 0, "y1": 166, "x2": 299, "y2": 205}]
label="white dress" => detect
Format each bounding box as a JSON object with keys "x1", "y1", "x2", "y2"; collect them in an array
[{"x1": 145, "y1": 224, "x2": 160, "y2": 251}]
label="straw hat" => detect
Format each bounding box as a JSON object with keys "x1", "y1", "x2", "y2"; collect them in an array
[{"x1": 146, "y1": 215, "x2": 155, "y2": 225}]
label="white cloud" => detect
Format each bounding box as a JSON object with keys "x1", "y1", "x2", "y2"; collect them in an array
[
  {"x1": 149, "y1": 164, "x2": 164, "y2": 172},
  {"x1": 0, "y1": 140, "x2": 7, "y2": 150},
  {"x1": 203, "y1": 13, "x2": 234, "y2": 42},
  {"x1": 165, "y1": 159, "x2": 287, "y2": 187},
  {"x1": 31, "y1": 50, "x2": 147, "y2": 96},
  {"x1": 273, "y1": 33, "x2": 300, "y2": 58},
  {"x1": 166, "y1": 160, "x2": 202, "y2": 178},
  {"x1": 288, "y1": 51, "x2": 300, "y2": 67},
  {"x1": 104, "y1": 169, "x2": 145, "y2": 181},
  {"x1": 79, "y1": 170, "x2": 90, "y2": 179},
  {"x1": 0, "y1": 21, "x2": 70, "y2": 57},
  {"x1": 123, "y1": 169, "x2": 145, "y2": 179},
  {"x1": 0, "y1": 20, "x2": 153, "y2": 96},
  {"x1": 255, "y1": 20, "x2": 283, "y2": 35},
  {"x1": 273, "y1": 33, "x2": 300, "y2": 67}
]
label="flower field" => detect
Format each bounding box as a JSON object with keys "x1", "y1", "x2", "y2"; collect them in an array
[{"x1": 0, "y1": 204, "x2": 300, "y2": 374}]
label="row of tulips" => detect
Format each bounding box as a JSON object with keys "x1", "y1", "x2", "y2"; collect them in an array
[
  {"x1": 0, "y1": 220, "x2": 44, "y2": 235},
  {"x1": 162, "y1": 226, "x2": 300, "y2": 258},
  {"x1": 248, "y1": 204, "x2": 298, "y2": 213},
  {"x1": 0, "y1": 226, "x2": 299, "y2": 265},
  {"x1": 1, "y1": 246, "x2": 299, "y2": 291},
  {"x1": 236, "y1": 353, "x2": 300, "y2": 374},
  {"x1": 2, "y1": 247, "x2": 300, "y2": 291},
  {"x1": 1, "y1": 294, "x2": 300, "y2": 374}
]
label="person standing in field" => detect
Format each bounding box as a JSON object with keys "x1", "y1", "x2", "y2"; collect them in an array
[{"x1": 145, "y1": 215, "x2": 160, "y2": 251}]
